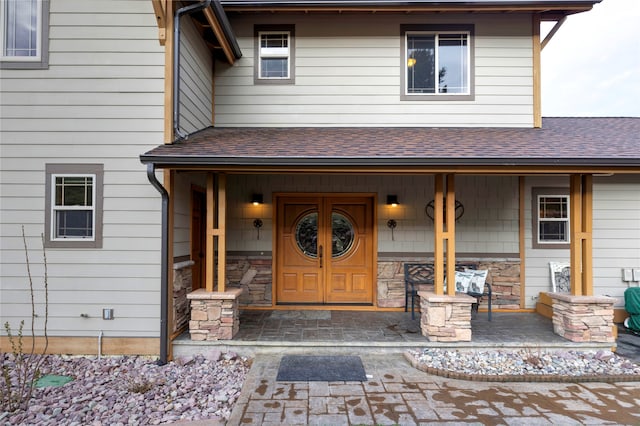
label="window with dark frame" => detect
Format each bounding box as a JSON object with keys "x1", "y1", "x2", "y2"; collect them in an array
[
  {"x1": 254, "y1": 25, "x2": 295, "y2": 85},
  {"x1": 45, "y1": 164, "x2": 103, "y2": 248},
  {"x1": 532, "y1": 187, "x2": 570, "y2": 249},
  {"x1": 401, "y1": 24, "x2": 474, "y2": 101}
]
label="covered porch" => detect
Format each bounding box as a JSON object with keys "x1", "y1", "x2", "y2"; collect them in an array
[
  {"x1": 172, "y1": 311, "x2": 615, "y2": 358},
  {"x1": 140, "y1": 120, "x2": 638, "y2": 362}
]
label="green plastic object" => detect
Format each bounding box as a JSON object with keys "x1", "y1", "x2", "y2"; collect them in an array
[
  {"x1": 624, "y1": 287, "x2": 640, "y2": 332},
  {"x1": 34, "y1": 374, "x2": 74, "y2": 388}
]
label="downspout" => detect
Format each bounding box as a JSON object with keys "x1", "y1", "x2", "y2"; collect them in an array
[
  {"x1": 173, "y1": 0, "x2": 212, "y2": 140},
  {"x1": 146, "y1": 163, "x2": 169, "y2": 365}
]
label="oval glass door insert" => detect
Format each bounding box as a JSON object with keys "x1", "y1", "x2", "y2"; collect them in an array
[
  {"x1": 295, "y1": 212, "x2": 318, "y2": 258},
  {"x1": 331, "y1": 212, "x2": 354, "y2": 258}
]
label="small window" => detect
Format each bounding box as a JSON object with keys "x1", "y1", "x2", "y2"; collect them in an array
[
  {"x1": 532, "y1": 187, "x2": 570, "y2": 249},
  {"x1": 254, "y1": 25, "x2": 295, "y2": 84},
  {"x1": 53, "y1": 175, "x2": 95, "y2": 239},
  {"x1": 0, "y1": 0, "x2": 49, "y2": 69},
  {"x1": 45, "y1": 164, "x2": 103, "y2": 248},
  {"x1": 401, "y1": 24, "x2": 474, "y2": 101}
]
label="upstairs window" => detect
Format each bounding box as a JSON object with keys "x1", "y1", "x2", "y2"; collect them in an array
[
  {"x1": 0, "y1": 0, "x2": 49, "y2": 69},
  {"x1": 254, "y1": 25, "x2": 295, "y2": 84},
  {"x1": 401, "y1": 25, "x2": 474, "y2": 101},
  {"x1": 532, "y1": 187, "x2": 570, "y2": 249},
  {"x1": 45, "y1": 164, "x2": 103, "y2": 248}
]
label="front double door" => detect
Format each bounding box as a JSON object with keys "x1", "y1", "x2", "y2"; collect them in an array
[{"x1": 276, "y1": 195, "x2": 375, "y2": 305}]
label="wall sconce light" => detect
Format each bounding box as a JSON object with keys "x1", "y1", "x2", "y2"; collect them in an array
[
  {"x1": 251, "y1": 193, "x2": 263, "y2": 205},
  {"x1": 386, "y1": 195, "x2": 399, "y2": 207}
]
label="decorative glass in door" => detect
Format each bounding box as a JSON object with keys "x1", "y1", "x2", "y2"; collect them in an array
[{"x1": 295, "y1": 212, "x2": 354, "y2": 259}]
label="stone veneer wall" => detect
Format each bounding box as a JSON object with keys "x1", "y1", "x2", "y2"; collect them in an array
[
  {"x1": 419, "y1": 292, "x2": 475, "y2": 342},
  {"x1": 187, "y1": 288, "x2": 242, "y2": 341},
  {"x1": 225, "y1": 254, "x2": 521, "y2": 310},
  {"x1": 226, "y1": 254, "x2": 273, "y2": 306},
  {"x1": 173, "y1": 260, "x2": 194, "y2": 334},
  {"x1": 549, "y1": 293, "x2": 616, "y2": 343},
  {"x1": 378, "y1": 258, "x2": 521, "y2": 309}
]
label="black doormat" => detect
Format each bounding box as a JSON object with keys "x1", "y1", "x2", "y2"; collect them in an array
[{"x1": 276, "y1": 355, "x2": 367, "y2": 382}]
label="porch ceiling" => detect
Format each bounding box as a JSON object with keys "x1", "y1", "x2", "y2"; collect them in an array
[{"x1": 140, "y1": 117, "x2": 640, "y2": 173}]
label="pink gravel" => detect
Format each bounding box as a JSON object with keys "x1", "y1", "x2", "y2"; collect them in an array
[{"x1": 1, "y1": 351, "x2": 250, "y2": 425}]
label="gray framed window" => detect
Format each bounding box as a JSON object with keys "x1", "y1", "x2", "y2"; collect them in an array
[
  {"x1": 254, "y1": 25, "x2": 295, "y2": 84},
  {"x1": 532, "y1": 187, "x2": 570, "y2": 249},
  {"x1": 45, "y1": 164, "x2": 103, "y2": 248},
  {"x1": 400, "y1": 24, "x2": 474, "y2": 101},
  {"x1": 0, "y1": 0, "x2": 49, "y2": 69}
]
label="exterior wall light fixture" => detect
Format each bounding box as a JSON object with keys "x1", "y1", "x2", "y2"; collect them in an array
[
  {"x1": 386, "y1": 195, "x2": 399, "y2": 207},
  {"x1": 251, "y1": 193, "x2": 263, "y2": 205}
]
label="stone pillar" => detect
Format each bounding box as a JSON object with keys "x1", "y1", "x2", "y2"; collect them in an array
[
  {"x1": 173, "y1": 260, "x2": 194, "y2": 334},
  {"x1": 419, "y1": 291, "x2": 476, "y2": 342},
  {"x1": 187, "y1": 288, "x2": 243, "y2": 341},
  {"x1": 548, "y1": 293, "x2": 616, "y2": 343}
]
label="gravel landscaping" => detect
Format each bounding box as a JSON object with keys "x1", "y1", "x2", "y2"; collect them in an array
[
  {"x1": 3, "y1": 347, "x2": 640, "y2": 424},
  {"x1": 1, "y1": 351, "x2": 250, "y2": 425},
  {"x1": 406, "y1": 348, "x2": 640, "y2": 381}
]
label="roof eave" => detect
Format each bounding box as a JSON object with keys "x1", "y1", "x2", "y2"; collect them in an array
[
  {"x1": 220, "y1": 0, "x2": 601, "y2": 18},
  {"x1": 139, "y1": 155, "x2": 640, "y2": 170}
]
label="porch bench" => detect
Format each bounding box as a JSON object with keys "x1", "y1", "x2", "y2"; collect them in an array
[{"x1": 404, "y1": 262, "x2": 492, "y2": 321}]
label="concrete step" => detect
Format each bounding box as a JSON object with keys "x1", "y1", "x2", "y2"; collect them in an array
[{"x1": 172, "y1": 337, "x2": 615, "y2": 358}]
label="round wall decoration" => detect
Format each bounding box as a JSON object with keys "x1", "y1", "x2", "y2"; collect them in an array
[{"x1": 425, "y1": 199, "x2": 465, "y2": 222}]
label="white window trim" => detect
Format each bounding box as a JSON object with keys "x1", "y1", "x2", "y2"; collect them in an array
[
  {"x1": 0, "y1": 0, "x2": 49, "y2": 69},
  {"x1": 254, "y1": 24, "x2": 295, "y2": 85},
  {"x1": 258, "y1": 30, "x2": 291, "y2": 80},
  {"x1": 50, "y1": 173, "x2": 97, "y2": 242},
  {"x1": 45, "y1": 164, "x2": 103, "y2": 249},
  {"x1": 400, "y1": 24, "x2": 474, "y2": 102},
  {"x1": 404, "y1": 30, "x2": 471, "y2": 97},
  {"x1": 536, "y1": 194, "x2": 570, "y2": 245},
  {"x1": 531, "y1": 187, "x2": 571, "y2": 249}
]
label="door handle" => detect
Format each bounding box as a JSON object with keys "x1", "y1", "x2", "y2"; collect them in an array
[{"x1": 319, "y1": 245, "x2": 323, "y2": 268}]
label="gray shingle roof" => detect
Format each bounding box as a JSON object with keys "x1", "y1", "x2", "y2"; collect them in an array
[{"x1": 140, "y1": 117, "x2": 640, "y2": 170}]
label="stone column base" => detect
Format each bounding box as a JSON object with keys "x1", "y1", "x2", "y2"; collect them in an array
[
  {"x1": 418, "y1": 291, "x2": 476, "y2": 342},
  {"x1": 187, "y1": 288, "x2": 243, "y2": 341},
  {"x1": 548, "y1": 293, "x2": 616, "y2": 343}
]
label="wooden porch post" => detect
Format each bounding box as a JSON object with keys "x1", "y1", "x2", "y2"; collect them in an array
[
  {"x1": 206, "y1": 173, "x2": 216, "y2": 292},
  {"x1": 434, "y1": 174, "x2": 444, "y2": 295},
  {"x1": 569, "y1": 174, "x2": 593, "y2": 296},
  {"x1": 581, "y1": 175, "x2": 593, "y2": 296},
  {"x1": 217, "y1": 173, "x2": 227, "y2": 292},
  {"x1": 205, "y1": 172, "x2": 227, "y2": 292},
  {"x1": 434, "y1": 174, "x2": 456, "y2": 296},
  {"x1": 445, "y1": 174, "x2": 456, "y2": 296}
]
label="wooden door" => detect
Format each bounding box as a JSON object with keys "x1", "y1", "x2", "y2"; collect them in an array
[
  {"x1": 276, "y1": 195, "x2": 374, "y2": 305},
  {"x1": 324, "y1": 196, "x2": 374, "y2": 304}
]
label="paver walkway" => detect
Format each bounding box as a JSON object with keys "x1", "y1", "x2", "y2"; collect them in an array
[{"x1": 228, "y1": 353, "x2": 640, "y2": 425}]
